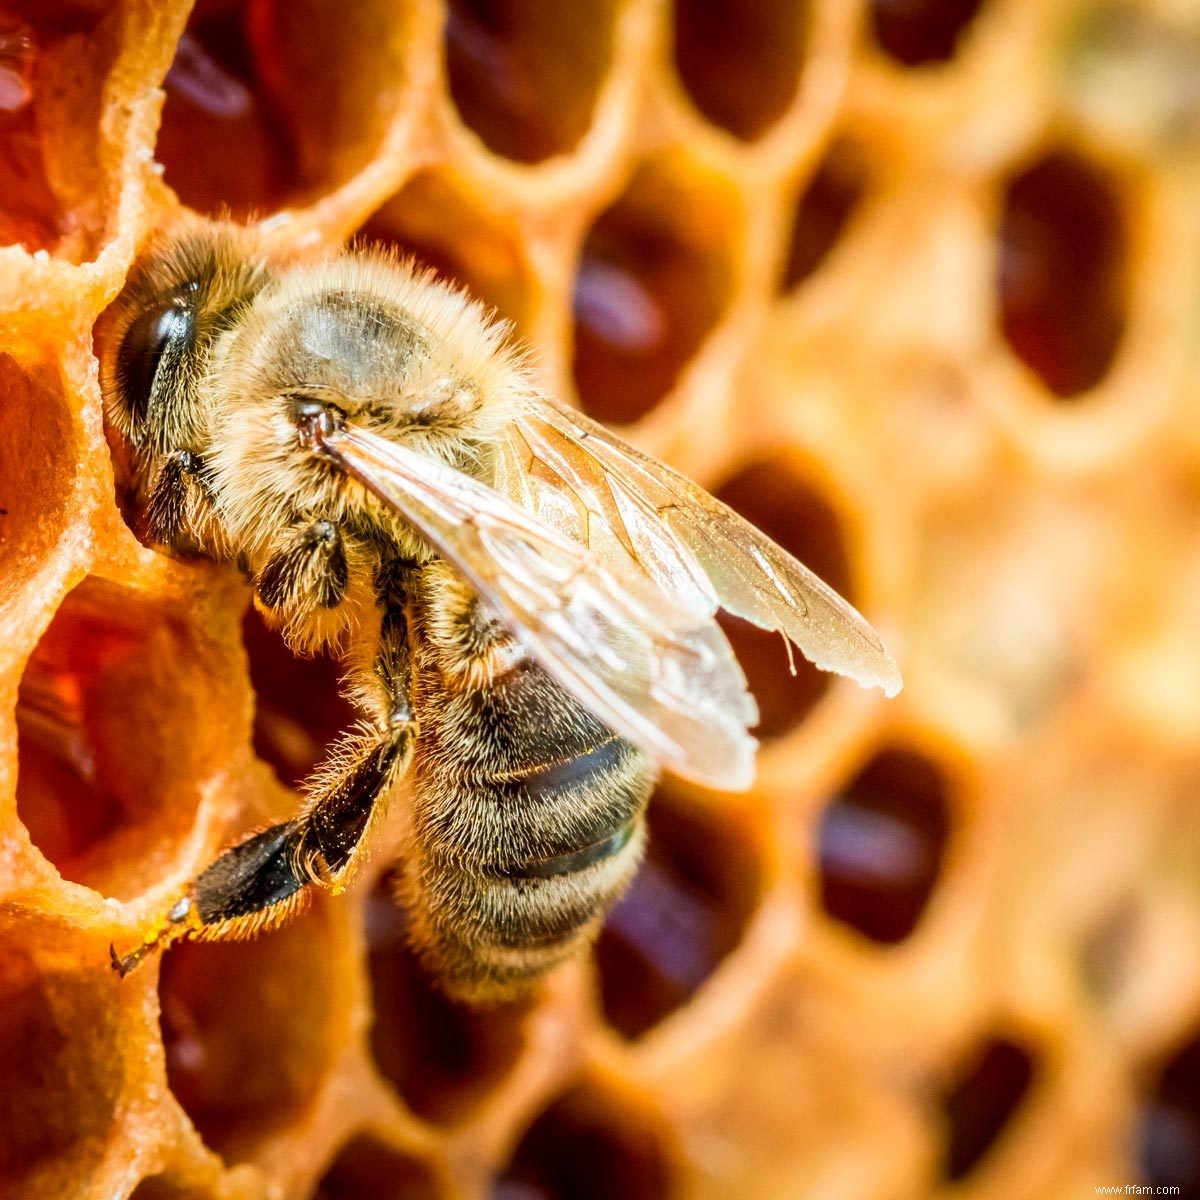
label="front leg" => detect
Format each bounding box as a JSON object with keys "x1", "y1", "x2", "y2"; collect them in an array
[
  {"x1": 253, "y1": 516, "x2": 362, "y2": 652},
  {"x1": 145, "y1": 449, "x2": 218, "y2": 552}
]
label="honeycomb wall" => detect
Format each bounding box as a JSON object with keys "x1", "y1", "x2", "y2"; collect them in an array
[{"x1": 2, "y1": 1, "x2": 1199, "y2": 1198}]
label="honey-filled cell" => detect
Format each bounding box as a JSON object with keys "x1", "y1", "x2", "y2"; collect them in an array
[
  {"x1": 572, "y1": 159, "x2": 736, "y2": 424},
  {"x1": 444, "y1": 0, "x2": 616, "y2": 164}
]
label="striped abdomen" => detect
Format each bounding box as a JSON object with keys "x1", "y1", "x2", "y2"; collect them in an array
[{"x1": 402, "y1": 572, "x2": 655, "y2": 1000}]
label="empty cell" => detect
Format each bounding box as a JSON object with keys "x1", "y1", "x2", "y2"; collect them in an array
[
  {"x1": 572, "y1": 162, "x2": 734, "y2": 424},
  {"x1": 16, "y1": 579, "x2": 225, "y2": 901},
  {"x1": 782, "y1": 139, "x2": 870, "y2": 289},
  {"x1": 714, "y1": 461, "x2": 854, "y2": 738},
  {"x1": 938, "y1": 1037, "x2": 1036, "y2": 1179},
  {"x1": 595, "y1": 790, "x2": 761, "y2": 1040},
  {"x1": 244, "y1": 608, "x2": 354, "y2": 791},
  {"x1": 158, "y1": 2, "x2": 299, "y2": 216},
  {"x1": 315, "y1": 1136, "x2": 446, "y2": 1200},
  {"x1": 158, "y1": 901, "x2": 337, "y2": 1162},
  {"x1": 0, "y1": 936, "x2": 122, "y2": 1196},
  {"x1": 996, "y1": 149, "x2": 1129, "y2": 399},
  {"x1": 445, "y1": 0, "x2": 616, "y2": 164},
  {"x1": 357, "y1": 172, "x2": 534, "y2": 329},
  {"x1": 366, "y1": 882, "x2": 530, "y2": 1125},
  {"x1": 1138, "y1": 1031, "x2": 1200, "y2": 1195},
  {"x1": 247, "y1": 0, "x2": 409, "y2": 191},
  {"x1": 673, "y1": 0, "x2": 808, "y2": 141},
  {"x1": 493, "y1": 1084, "x2": 676, "y2": 1199},
  {"x1": 816, "y1": 747, "x2": 950, "y2": 944},
  {"x1": 869, "y1": 0, "x2": 986, "y2": 67},
  {"x1": 0, "y1": 354, "x2": 74, "y2": 613}
]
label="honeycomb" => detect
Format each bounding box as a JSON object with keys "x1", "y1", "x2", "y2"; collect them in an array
[{"x1": 2, "y1": 0, "x2": 1200, "y2": 1197}]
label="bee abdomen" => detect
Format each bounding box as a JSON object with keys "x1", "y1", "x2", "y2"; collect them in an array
[{"x1": 406, "y1": 674, "x2": 656, "y2": 1000}]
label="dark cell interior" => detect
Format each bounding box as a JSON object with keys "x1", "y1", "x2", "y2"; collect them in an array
[
  {"x1": 595, "y1": 791, "x2": 761, "y2": 1039},
  {"x1": 572, "y1": 162, "x2": 733, "y2": 424},
  {"x1": 817, "y1": 746, "x2": 950, "y2": 943},
  {"x1": 445, "y1": 0, "x2": 616, "y2": 164},
  {"x1": 493, "y1": 1085, "x2": 675, "y2": 1199},
  {"x1": 158, "y1": 903, "x2": 335, "y2": 1162},
  {"x1": 246, "y1": 0, "x2": 409, "y2": 191},
  {"x1": 15, "y1": 580, "x2": 218, "y2": 901},
  {"x1": 672, "y1": 0, "x2": 808, "y2": 141},
  {"x1": 939, "y1": 1037, "x2": 1036, "y2": 1179},
  {"x1": 0, "y1": 941, "x2": 120, "y2": 1188},
  {"x1": 129, "y1": 1176, "x2": 201, "y2": 1200},
  {"x1": 157, "y1": 1, "x2": 299, "y2": 217},
  {"x1": 366, "y1": 882, "x2": 531, "y2": 1125},
  {"x1": 243, "y1": 608, "x2": 354, "y2": 791},
  {"x1": 869, "y1": 0, "x2": 987, "y2": 67},
  {"x1": 996, "y1": 148, "x2": 1129, "y2": 399},
  {"x1": 1138, "y1": 1031, "x2": 1200, "y2": 1195},
  {"x1": 315, "y1": 1136, "x2": 446, "y2": 1199},
  {"x1": 714, "y1": 461, "x2": 854, "y2": 738},
  {"x1": 357, "y1": 172, "x2": 534, "y2": 330},
  {"x1": 783, "y1": 138, "x2": 870, "y2": 289}
]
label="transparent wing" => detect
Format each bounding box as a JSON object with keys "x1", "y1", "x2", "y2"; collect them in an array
[
  {"x1": 509, "y1": 396, "x2": 903, "y2": 698},
  {"x1": 318, "y1": 423, "x2": 759, "y2": 790}
]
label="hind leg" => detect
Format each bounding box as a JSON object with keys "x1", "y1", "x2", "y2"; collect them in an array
[{"x1": 111, "y1": 577, "x2": 416, "y2": 975}]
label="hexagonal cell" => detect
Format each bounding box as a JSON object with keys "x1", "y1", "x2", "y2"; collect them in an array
[
  {"x1": 938, "y1": 1036, "x2": 1036, "y2": 1180},
  {"x1": 493, "y1": 1083, "x2": 677, "y2": 1199},
  {"x1": 158, "y1": 0, "x2": 408, "y2": 216},
  {"x1": 315, "y1": 1136, "x2": 447, "y2": 1200},
  {"x1": 713, "y1": 460, "x2": 854, "y2": 739},
  {"x1": 1138, "y1": 1030, "x2": 1200, "y2": 1195},
  {"x1": 0, "y1": 353, "x2": 75, "y2": 614},
  {"x1": 365, "y1": 881, "x2": 532, "y2": 1125},
  {"x1": 816, "y1": 747, "x2": 950, "y2": 944},
  {"x1": 0, "y1": 927, "x2": 122, "y2": 1197},
  {"x1": 156, "y1": 3, "x2": 296, "y2": 217},
  {"x1": 869, "y1": 0, "x2": 987, "y2": 67},
  {"x1": 782, "y1": 138, "x2": 870, "y2": 289},
  {"x1": 572, "y1": 159, "x2": 736, "y2": 425},
  {"x1": 996, "y1": 148, "x2": 1130, "y2": 399},
  {"x1": 1063, "y1": 5, "x2": 1200, "y2": 156},
  {"x1": 244, "y1": 608, "x2": 354, "y2": 791},
  {"x1": 0, "y1": 5, "x2": 118, "y2": 256},
  {"x1": 594, "y1": 788, "x2": 762, "y2": 1040},
  {"x1": 444, "y1": 0, "x2": 616, "y2": 164},
  {"x1": 672, "y1": 0, "x2": 807, "y2": 141},
  {"x1": 357, "y1": 171, "x2": 535, "y2": 330},
  {"x1": 16, "y1": 578, "x2": 228, "y2": 901},
  {"x1": 158, "y1": 898, "x2": 338, "y2": 1162}
]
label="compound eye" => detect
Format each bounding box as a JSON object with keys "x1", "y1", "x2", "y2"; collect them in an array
[{"x1": 114, "y1": 302, "x2": 194, "y2": 432}]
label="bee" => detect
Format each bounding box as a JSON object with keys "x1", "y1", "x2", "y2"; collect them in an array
[{"x1": 99, "y1": 220, "x2": 901, "y2": 1001}]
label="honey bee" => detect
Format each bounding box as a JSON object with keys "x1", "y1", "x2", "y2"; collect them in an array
[{"x1": 99, "y1": 220, "x2": 901, "y2": 1001}]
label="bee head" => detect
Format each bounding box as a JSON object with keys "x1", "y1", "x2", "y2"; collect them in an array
[{"x1": 98, "y1": 224, "x2": 270, "y2": 463}]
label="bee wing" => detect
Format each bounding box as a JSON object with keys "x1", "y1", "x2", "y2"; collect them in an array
[
  {"x1": 320, "y1": 424, "x2": 760, "y2": 790},
  {"x1": 511, "y1": 397, "x2": 902, "y2": 698}
]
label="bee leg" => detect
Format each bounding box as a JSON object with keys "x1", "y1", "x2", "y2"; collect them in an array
[
  {"x1": 255, "y1": 518, "x2": 349, "y2": 612},
  {"x1": 109, "y1": 821, "x2": 310, "y2": 975},
  {"x1": 145, "y1": 449, "x2": 215, "y2": 548},
  {"x1": 291, "y1": 716, "x2": 415, "y2": 892},
  {"x1": 111, "y1": 617, "x2": 415, "y2": 975},
  {"x1": 294, "y1": 597, "x2": 417, "y2": 891},
  {"x1": 109, "y1": 730, "x2": 408, "y2": 976}
]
